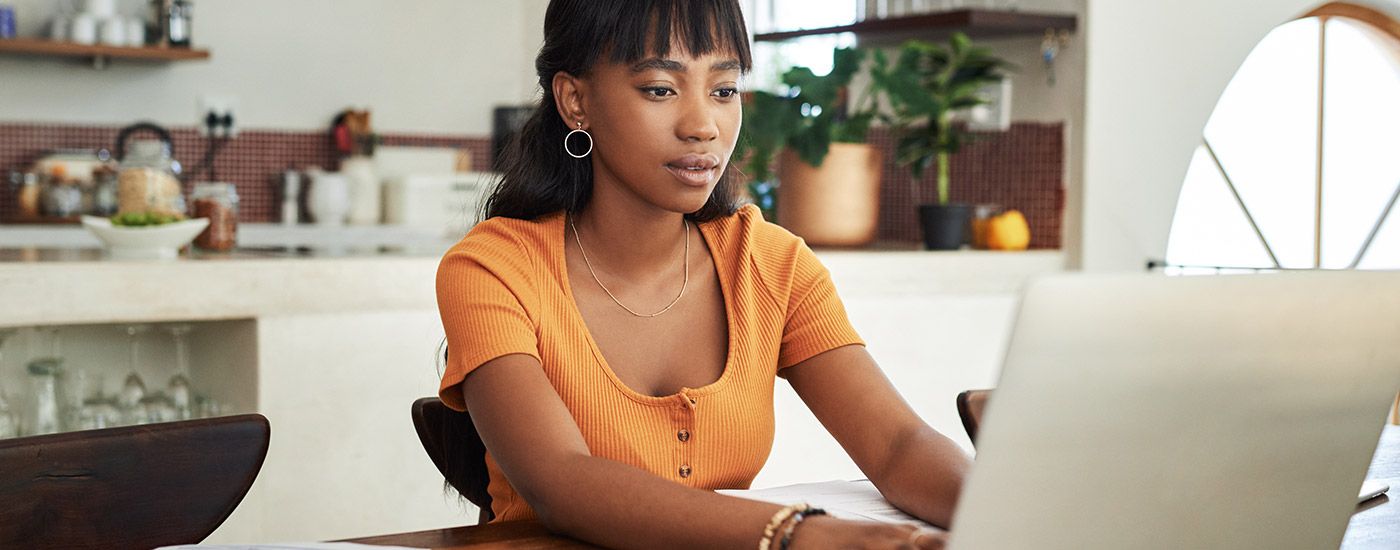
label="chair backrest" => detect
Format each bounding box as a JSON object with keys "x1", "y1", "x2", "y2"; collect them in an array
[
  {"x1": 411, "y1": 397, "x2": 493, "y2": 523},
  {"x1": 956, "y1": 389, "x2": 992, "y2": 446},
  {"x1": 0, "y1": 414, "x2": 270, "y2": 550}
]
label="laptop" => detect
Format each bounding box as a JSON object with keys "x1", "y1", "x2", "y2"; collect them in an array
[{"x1": 948, "y1": 272, "x2": 1400, "y2": 550}]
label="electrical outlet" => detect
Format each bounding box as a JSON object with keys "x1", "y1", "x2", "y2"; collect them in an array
[
  {"x1": 963, "y1": 79, "x2": 1012, "y2": 132},
  {"x1": 197, "y1": 95, "x2": 240, "y2": 138}
]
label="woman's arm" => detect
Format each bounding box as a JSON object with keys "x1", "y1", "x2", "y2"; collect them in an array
[
  {"x1": 784, "y1": 345, "x2": 973, "y2": 527},
  {"x1": 460, "y1": 353, "x2": 942, "y2": 549}
]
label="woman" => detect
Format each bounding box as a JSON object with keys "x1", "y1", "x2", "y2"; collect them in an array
[{"x1": 436, "y1": 1, "x2": 970, "y2": 548}]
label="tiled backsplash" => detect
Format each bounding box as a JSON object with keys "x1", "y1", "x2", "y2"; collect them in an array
[
  {"x1": 870, "y1": 123, "x2": 1064, "y2": 249},
  {"x1": 1, "y1": 122, "x2": 1062, "y2": 247},
  {"x1": 0, "y1": 123, "x2": 491, "y2": 224}
]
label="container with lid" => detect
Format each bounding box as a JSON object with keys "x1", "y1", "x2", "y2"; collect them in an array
[
  {"x1": 115, "y1": 122, "x2": 184, "y2": 218},
  {"x1": 191, "y1": 182, "x2": 238, "y2": 251},
  {"x1": 118, "y1": 140, "x2": 184, "y2": 217}
]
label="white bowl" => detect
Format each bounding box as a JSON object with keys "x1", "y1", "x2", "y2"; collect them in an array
[{"x1": 81, "y1": 215, "x2": 210, "y2": 260}]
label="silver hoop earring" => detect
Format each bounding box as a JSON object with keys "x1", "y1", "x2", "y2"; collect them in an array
[{"x1": 564, "y1": 122, "x2": 593, "y2": 159}]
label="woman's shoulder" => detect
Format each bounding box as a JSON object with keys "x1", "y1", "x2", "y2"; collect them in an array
[
  {"x1": 704, "y1": 203, "x2": 806, "y2": 265},
  {"x1": 438, "y1": 212, "x2": 562, "y2": 290},
  {"x1": 704, "y1": 204, "x2": 822, "y2": 304},
  {"x1": 444, "y1": 212, "x2": 562, "y2": 259}
]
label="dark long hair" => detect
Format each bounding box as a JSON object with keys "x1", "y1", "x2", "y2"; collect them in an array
[{"x1": 483, "y1": 0, "x2": 754, "y2": 222}]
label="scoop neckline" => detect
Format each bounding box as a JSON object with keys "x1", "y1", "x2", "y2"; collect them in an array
[{"x1": 554, "y1": 212, "x2": 738, "y2": 406}]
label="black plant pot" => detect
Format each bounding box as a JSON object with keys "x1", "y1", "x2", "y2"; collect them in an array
[{"x1": 918, "y1": 204, "x2": 973, "y2": 251}]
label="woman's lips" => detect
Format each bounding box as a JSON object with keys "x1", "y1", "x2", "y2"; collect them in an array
[{"x1": 665, "y1": 164, "x2": 717, "y2": 187}]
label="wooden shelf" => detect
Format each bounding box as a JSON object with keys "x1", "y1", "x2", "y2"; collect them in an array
[
  {"x1": 0, "y1": 37, "x2": 209, "y2": 66},
  {"x1": 753, "y1": 9, "x2": 1076, "y2": 43},
  {"x1": 2, "y1": 215, "x2": 81, "y2": 225}
]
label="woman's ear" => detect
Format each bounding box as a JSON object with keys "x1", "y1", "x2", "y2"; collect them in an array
[{"x1": 551, "y1": 72, "x2": 588, "y2": 130}]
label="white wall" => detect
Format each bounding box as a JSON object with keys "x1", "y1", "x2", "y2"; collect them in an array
[
  {"x1": 757, "y1": 251, "x2": 1064, "y2": 488},
  {"x1": 1075, "y1": 0, "x2": 1399, "y2": 271},
  {"x1": 0, "y1": 0, "x2": 545, "y2": 134}
]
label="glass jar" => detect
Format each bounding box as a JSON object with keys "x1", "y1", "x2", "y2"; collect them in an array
[
  {"x1": 191, "y1": 182, "x2": 239, "y2": 251},
  {"x1": 16, "y1": 172, "x2": 42, "y2": 218},
  {"x1": 92, "y1": 164, "x2": 119, "y2": 216},
  {"x1": 117, "y1": 139, "x2": 185, "y2": 217}
]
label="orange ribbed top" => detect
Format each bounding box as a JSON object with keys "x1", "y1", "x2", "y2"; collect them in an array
[{"x1": 435, "y1": 204, "x2": 864, "y2": 522}]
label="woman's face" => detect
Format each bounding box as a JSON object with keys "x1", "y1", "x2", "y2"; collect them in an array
[{"x1": 561, "y1": 48, "x2": 743, "y2": 215}]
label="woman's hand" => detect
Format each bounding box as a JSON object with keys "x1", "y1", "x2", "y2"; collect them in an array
[{"x1": 788, "y1": 516, "x2": 948, "y2": 550}]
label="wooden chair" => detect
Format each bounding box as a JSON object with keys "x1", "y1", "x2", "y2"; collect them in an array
[
  {"x1": 0, "y1": 414, "x2": 270, "y2": 550},
  {"x1": 956, "y1": 389, "x2": 993, "y2": 446},
  {"x1": 411, "y1": 397, "x2": 494, "y2": 524}
]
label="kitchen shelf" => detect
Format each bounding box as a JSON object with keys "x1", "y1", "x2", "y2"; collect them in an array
[
  {"x1": 0, "y1": 37, "x2": 209, "y2": 68},
  {"x1": 753, "y1": 9, "x2": 1077, "y2": 43},
  {"x1": 2, "y1": 215, "x2": 82, "y2": 225}
]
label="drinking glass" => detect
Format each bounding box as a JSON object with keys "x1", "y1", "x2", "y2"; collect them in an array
[
  {"x1": 165, "y1": 324, "x2": 194, "y2": 420},
  {"x1": 0, "y1": 329, "x2": 19, "y2": 438},
  {"x1": 26, "y1": 359, "x2": 62, "y2": 436},
  {"x1": 118, "y1": 325, "x2": 151, "y2": 425}
]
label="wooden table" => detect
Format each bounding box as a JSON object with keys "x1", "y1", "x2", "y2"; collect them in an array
[{"x1": 351, "y1": 426, "x2": 1399, "y2": 549}]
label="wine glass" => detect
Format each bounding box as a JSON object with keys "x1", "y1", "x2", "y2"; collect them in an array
[
  {"x1": 118, "y1": 325, "x2": 151, "y2": 425},
  {"x1": 0, "y1": 328, "x2": 19, "y2": 438},
  {"x1": 78, "y1": 369, "x2": 120, "y2": 430},
  {"x1": 165, "y1": 324, "x2": 194, "y2": 420}
]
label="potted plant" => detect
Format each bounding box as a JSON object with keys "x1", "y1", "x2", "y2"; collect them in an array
[
  {"x1": 873, "y1": 33, "x2": 1012, "y2": 250},
  {"x1": 735, "y1": 48, "x2": 882, "y2": 247}
]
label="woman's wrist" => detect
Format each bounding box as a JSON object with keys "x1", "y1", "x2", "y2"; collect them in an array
[
  {"x1": 783, "y1": 515, "x2": 841, "y2": 550},
  {"x1": 785, "y1": 516, "x2": 947, "y2": 550}
]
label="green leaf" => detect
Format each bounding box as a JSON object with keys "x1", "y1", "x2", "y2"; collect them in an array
[{"x1": 789, "y1": 114, "x2": 833, "y2": 167}]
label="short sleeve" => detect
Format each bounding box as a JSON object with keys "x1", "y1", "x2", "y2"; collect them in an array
[
  {"x1": 776, "y1": 241, "x2": 864, "y2": 372},
  {"x1": 436, "y1": 224, "x2": 541, "y2": 411}
]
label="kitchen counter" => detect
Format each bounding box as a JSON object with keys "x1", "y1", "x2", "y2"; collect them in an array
[
  {"x1": 0, "y1": 245, "x2": 1062, "y2": 328},
  {"x1": 0, "y1": 247, "x2": 441, "y2": 328},
  {"x1": 0, "y1": 223, "x2": 459, "y2": 251}
]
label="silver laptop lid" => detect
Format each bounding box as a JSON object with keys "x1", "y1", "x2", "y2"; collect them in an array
[{"x1": 950, "y1": 272, "x2": 1400, "y2": 550}]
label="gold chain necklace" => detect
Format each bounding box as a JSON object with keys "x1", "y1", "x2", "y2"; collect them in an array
[{"x1": 569, "y1": 215, "x2": 689, "y2": 318}]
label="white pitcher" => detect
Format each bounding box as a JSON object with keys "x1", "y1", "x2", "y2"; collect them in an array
[
  {"x1": 341, "y1": 156, "x2": 381, "y2": 226},
  {"x1": 307, "y1": 169, "x2": 351, "y2": 227}
]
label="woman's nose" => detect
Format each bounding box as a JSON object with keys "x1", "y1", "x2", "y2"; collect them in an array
[{"x1": 677, "y1": 101, "x2": 720, "y2": 143}]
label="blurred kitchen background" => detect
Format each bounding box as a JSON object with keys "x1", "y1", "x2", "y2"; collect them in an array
[{"x1": 1, "y1": 0, "x2": 1396, "y2": 544}]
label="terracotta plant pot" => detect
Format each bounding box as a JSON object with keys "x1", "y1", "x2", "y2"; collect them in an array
[{"x1": 775, "y1": 143, "x2": 882, "y2": 247}]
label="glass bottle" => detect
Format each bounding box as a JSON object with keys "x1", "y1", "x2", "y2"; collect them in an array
[{"x1": 166, "y1": 0, "x2": 191, "y2": 47}]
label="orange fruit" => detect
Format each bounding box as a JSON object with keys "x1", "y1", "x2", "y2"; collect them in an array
[{"x1": 985, "y1": 210, "x2": 1031, "y2": 251}]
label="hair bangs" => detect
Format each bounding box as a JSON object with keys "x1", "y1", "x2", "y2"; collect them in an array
[{"x1": 604, "y1": 0, "x2": 753, "y2": 72}]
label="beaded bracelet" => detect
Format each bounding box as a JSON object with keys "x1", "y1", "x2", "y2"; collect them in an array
[
  {"x1": 776, "y1": 507, "x2": 828, "y2": 550},
  {"x1": 758, "y1": 504, "x2": 809, "y2": 550}
]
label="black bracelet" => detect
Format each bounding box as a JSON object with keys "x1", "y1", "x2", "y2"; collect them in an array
[{"x1": 776, "y1": 507, "x2": 828, "y2": 550}]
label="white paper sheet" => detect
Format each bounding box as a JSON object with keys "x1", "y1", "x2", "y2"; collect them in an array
[
  {"x1": 155, "y1": 543, "x2": 418, "y2": 550},
  {"x1": 718, "y1": 479, "x2": 940, "y2": 530}
]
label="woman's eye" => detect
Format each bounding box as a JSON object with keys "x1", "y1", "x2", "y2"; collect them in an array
[
  {"x1": 642, "y1": 87, "x2": 675, "y2": 98},
  {"x1": 713, "y1": 87, "x2": 739, "y2": 99}
]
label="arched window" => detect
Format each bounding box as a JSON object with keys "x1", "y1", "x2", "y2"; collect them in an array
[{"x1": 1165, "y1": 2, "x2": 1400, "y2": 274}]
